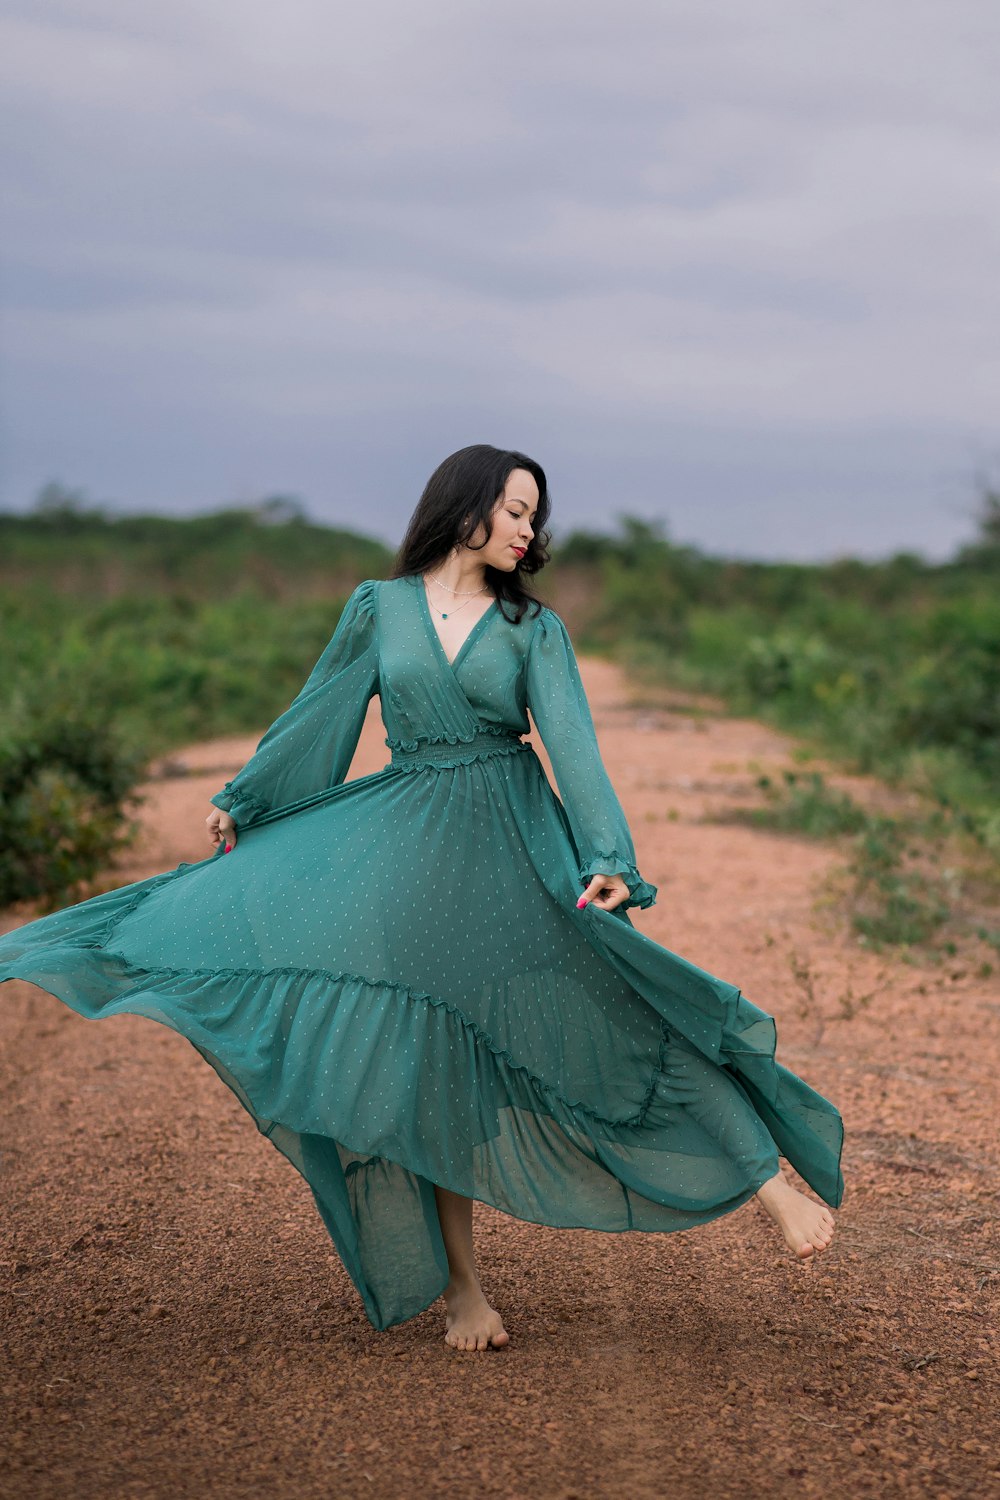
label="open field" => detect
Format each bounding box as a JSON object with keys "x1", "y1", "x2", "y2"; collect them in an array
[{"x1": 1, "y1": 653, "x2": 997, "y2": 1499}]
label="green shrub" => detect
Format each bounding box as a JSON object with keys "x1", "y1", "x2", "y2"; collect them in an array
[
  {"x1": 0, "y1": 703, "x2": 147, "y2": 910},
  {"x1": 847, "y1": 817, "x2": 951, "y2": 949},
  {"x1": 889, "y1": 602, "x2": 1000, "y2": 777},
  {"x1": 745, "y1": 770, "x2": 871, "y2": 839}
]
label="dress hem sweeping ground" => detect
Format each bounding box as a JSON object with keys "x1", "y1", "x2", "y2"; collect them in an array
[{"x1": 0, "y1": 574, "x2": 845, "y2": 1330}]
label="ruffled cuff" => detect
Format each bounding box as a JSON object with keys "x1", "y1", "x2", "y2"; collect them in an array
[
  {"x1": 209, "y1": 783, "x2": 271, "y2": 830},
  {"x1": 579, "y1": 852, "x2": 658, "y2": 910}
]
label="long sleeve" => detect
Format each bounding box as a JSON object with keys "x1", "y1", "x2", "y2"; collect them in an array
[
  {"x1": 209, "y1": 578, "x2": 380, "y2": 830},
  {"x1": 525, "y1": 607, "x2": 658, "y2": 911}
]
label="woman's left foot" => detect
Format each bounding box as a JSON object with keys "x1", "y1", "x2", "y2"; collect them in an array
[
  {"x1": 754, "y1": 1168, "x2": 836, "y2": 1260},
  {"x1": 443, "y1": 1277, "x2": 510, "y2": 1351}
]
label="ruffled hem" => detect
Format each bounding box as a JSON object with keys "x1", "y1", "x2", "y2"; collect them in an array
[
  {"x1": 579, "y1": 852, "x2": 658, "y2": 911},
  {"x1": 0, "y1": 859, "x2": 843, "y2": 1215},
  {"x1": 115, "y1": 954, "x2": 670, "y2": 1130},
  {"x1": 0, "y1": 833, "x2": 844, "y2": 1330},
  {"x1": 0, "y1": 926, "x2": 805, "y2": 1326}
]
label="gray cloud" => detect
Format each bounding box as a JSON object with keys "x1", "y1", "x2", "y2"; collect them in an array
[{"x1": 1, "y1": 0, "x2": 997, "y2": 559}]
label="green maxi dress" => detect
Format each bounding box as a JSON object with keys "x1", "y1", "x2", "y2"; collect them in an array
[{"x1": 0, "y1": 574, "x2": 844, "y2": 1329}]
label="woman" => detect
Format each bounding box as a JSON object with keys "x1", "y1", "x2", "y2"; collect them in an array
[{"x1": 0, "y1": 444, "x2": 841, "y2": 1354}]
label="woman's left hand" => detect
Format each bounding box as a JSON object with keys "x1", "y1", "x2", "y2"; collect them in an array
[{"x1": 576, "y1": 873, "x2": 631, "y2": 912}]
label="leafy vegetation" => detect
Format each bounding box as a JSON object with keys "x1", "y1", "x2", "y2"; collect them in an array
[
  {"x1": 0, "y1": 488, "x2": 396, "y2": 907},
  {"x1": 739, "y1": 769, "x2": 871, "y2": 840},
  {"x1": 594, "y1": 492, "x2": 1000, "y2": 856},
  {"x1": 716, "y1": 769, "x2": 974, "y2": 954},
  {"x1": 0, "y1": 696, "x2": 147, "y2": 911},
  {"x1": 1, "y1": 476, "x2": 996, "y2": 923}
]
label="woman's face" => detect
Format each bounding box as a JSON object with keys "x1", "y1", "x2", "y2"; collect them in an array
[{"x1": 466, "y1": 468, "x2": 539, "y2": 571}]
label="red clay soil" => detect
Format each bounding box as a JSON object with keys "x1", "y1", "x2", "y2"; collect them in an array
[{"x1": 1, "y1": 658, "x2": 997, "y2": 1500}]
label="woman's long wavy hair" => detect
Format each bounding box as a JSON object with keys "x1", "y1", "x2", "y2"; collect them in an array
[{"x1": 388, "y1": 445, "x2": 552, "y2": 624}]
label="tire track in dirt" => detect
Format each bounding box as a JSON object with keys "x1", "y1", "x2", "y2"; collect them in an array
[{"x1": 1, "y1": 661, "x2": 997, "y2": 1499}]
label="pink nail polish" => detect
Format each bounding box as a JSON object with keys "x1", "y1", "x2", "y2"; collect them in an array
[
  {"x1": 225, "y1": 844, "x2": 232, "y2": 853},
  {"x1": 576, "y1": 896, "x2": 587, "y2": 907}
]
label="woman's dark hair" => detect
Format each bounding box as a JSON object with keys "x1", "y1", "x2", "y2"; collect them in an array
[{"x1": 388, "y1": 445, "x2": 552, "y2": 624}]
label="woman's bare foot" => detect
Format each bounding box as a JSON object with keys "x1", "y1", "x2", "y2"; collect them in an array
[
  {"x1": 443, "y1": 1276, "x2": 510, "y2": 1352},
  {"x1": 755, "y1": 1168, "x2": 836, "y2": 1260}
]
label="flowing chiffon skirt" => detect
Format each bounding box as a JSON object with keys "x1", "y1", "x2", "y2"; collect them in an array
[{"x1": 0, "y1": 729, "x2": 843, "y2": 1330}]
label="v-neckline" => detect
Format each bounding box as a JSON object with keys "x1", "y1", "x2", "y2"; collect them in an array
[{"x1": 414, "y1": 574, "x2": 499, "y2": 674}]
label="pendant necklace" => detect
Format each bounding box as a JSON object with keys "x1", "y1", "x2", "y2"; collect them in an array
[{"x1": 425, "y1": 571, "x2": 489, "y2": 620}]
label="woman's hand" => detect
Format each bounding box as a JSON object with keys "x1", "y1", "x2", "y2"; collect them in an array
[
  {"x1": 206, "y1": 807, "x2": 237, "y2": 853},
  {"x1": 576, "y1": 873, "x2": 631, "y2": 912}
]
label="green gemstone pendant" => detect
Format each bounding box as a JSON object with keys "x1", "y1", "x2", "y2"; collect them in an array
[{"x1": 442, "y1": 612, "x2": 448, "y2": 618}]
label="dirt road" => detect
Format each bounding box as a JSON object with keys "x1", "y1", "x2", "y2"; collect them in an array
[{"x1": 1, "y1": 658, "x2": 997, "y2": 1499}]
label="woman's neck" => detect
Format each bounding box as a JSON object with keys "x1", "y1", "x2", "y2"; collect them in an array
[{"x1": 423, "y1": 559, "x2": 490, "y2": 594}]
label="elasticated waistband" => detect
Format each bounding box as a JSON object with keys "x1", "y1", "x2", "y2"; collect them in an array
[{"x1": 386, "y1": 729, "x2": 530, "y2": 771}]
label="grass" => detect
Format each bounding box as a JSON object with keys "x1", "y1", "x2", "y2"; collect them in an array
[
  {"x1": 711, "y1": 767, "x2": 995, "y2": 959},
  {"x1": 741, "y1": 769, "x2": 871, "y2": 839}
]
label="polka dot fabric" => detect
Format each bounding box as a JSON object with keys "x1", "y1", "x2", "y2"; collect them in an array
[{"x1": 0, "y1": 573, "x2": 844, "y2": 1329}]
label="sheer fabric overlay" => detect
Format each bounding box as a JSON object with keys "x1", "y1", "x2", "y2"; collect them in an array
[{"x1": 0, "y1": 575, "x2": 844, "y2": 1329}]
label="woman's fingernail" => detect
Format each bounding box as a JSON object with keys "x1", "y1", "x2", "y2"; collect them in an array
[
  {"x1": 576, "y1": 896, "x2": 587, "y2": 907},
  {"x1": 225, "y1": 844, "x2": 232, "y2": 853}
]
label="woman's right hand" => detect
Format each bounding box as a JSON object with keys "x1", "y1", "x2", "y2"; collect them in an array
[{"x1": 206, "y1": 807, "x2": 237, "y2": 853}]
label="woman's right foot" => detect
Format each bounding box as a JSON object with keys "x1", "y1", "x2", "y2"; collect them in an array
[
  {"x1": 442, "y1": 1277, "x2": 510, "y2": 1351},
  {"x1": 754, "y1": 1168, "x2": 836, "y2": 1260}
]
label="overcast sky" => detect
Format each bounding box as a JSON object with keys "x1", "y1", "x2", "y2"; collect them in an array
[{"x1": 2, "y1": 1, "x2": 998, "y2": 561}]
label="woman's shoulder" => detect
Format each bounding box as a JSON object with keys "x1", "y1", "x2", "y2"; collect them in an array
[
  {"x1": 336, "y1": 578, "x2": 382, "y2": 626},
  {"x1": 359, "y1": 574, "x2": 418, "y2": 595},
  {"x1": 529, "y1": 600, "x2": 568, "y2": 636},
  {"x1": 346, "y1": 578, "x2": 380, "y2": 603},
  {"x1": 351, "y1": 576, "x2": 406, "y2": 601},
  {"x1": 511, "y1": 600, "x2": 570, "y2": 667}
]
